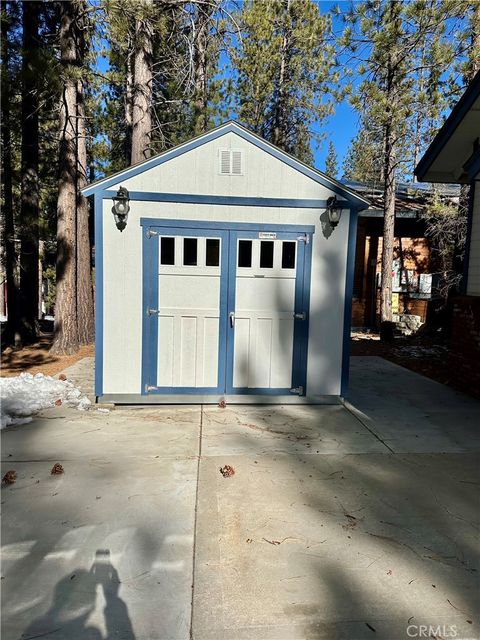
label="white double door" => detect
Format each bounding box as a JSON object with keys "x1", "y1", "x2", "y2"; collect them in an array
[{"x1": 145, "y1": 225, "x2": 310, "y2": 396}]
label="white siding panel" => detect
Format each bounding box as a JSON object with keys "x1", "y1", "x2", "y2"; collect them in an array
[
  {"x1": 109, "y1": 132, "x2": 335, "y2": 201},
  {"x1": 467, "y1": 189, "x2": 480, "y2": 296}
]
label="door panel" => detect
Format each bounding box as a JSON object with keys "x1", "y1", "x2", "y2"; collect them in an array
[
  {"x1": 151, "y1": 230, "x2": 227, "y2": 392},
  {"x1": 143, "y1": 225, "x2": 310, "y2": 397},
  {"x1": 227, "y1": 233, "x2": 307, "y2": 394}
]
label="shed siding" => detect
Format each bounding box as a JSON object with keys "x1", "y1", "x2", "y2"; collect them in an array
[
  {"x1": 101, "y1": 200, "x2": 350, "y2": 397},
  {"x1": 467, "y1": 185, "x2": 480, "y2": 296},
  {"x1": 108, "y1": 132, "x2": 337, "y2": 201}
]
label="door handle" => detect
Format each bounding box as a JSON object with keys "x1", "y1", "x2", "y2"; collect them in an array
[{"x1": 229, "y1": 311, "x2": 235, "y2": 328}]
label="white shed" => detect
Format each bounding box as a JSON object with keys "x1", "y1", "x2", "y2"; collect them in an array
[{"x1": 83, "y1": 121, "x2": 369, "y2": 404}]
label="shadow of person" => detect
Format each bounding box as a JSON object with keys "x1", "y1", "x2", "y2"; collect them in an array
[
  {"x1": 90, "y1": 549, "x2": 136, "y2": 640},
  {"x1": 21, "y1": 569, "x2": 103, "y2": 640}
]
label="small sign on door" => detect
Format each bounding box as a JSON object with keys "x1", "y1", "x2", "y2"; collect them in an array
[{"x1": 258, "y1": 232, "x2": 277, "y2": 239}]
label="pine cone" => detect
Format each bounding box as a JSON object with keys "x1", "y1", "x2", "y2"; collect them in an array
[
  {"x1": 51, "y1": 463, "x2": 64, "y2": 475},
  {"x1": 2, "y1": 470, "x2": 17, "y2": 484}
]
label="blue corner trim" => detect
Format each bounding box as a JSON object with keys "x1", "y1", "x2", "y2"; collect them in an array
[
  {"x1": 94, "y1": 193, "x2": 103, "y2": 397},
  {"x1": 103, "y1": 190, "x2": 344, "y2": 210},
  {"x1": 140, "y1": 218, "x2": 315, "y2": 234},
  {"x1": 83, "y1": 121, "x2": 369, "y2": 208},
  {"x1": 341, "y1": 208, "x2": 358, "y2": 398},
  {"x1": 416, "y1": 71, "x2": 480, "y2": 180},
  {"x1": 463, "y1": 180, "x2": 477, "y2": 293}
]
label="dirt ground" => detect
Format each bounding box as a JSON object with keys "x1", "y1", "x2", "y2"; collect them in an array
[
  {"x1": 351, "y1": 330, "x2": 453, "y2": 387},
  {"x1": 1, "y1": 334, "x2": 94, "y2": 378}
]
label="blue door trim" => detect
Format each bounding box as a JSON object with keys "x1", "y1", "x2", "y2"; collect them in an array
[
  {"x1": 225, "y1": 229, "x2": 312, "y2": 396},
  {"x1": 140, "y1": 218, "x2": 315, "y2": 234},
  {"x1": 340, "y1": 208, "x2": 358, "y2": 398},
  {"x1": 141, "y1": 225, "x2": 229, "y2": 395},
  {"x1": 141, "y1": 219, "x2": 314, "y2": 397}
]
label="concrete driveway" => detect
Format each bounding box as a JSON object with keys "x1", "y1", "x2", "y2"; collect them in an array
[{"x1": 1, "y1": 357, "x2": 479, "y2": 640}]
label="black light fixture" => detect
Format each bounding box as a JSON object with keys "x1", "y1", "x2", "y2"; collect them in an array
[
  {"x1": 111, "y1": 186, "x2": 130, "y2": 231},
  {"x1": 326, "y1": 195, "x2": 342, "y2": 228}
]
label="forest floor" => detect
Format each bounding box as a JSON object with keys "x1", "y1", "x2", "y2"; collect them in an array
[
  {"x1": 0, "y1": 333, "x2": 94, "y2": 378},
  {"x1": 351, "y1": 330, "x2": 452, "y2": 388}
]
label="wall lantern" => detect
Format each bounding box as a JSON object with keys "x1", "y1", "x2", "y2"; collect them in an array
[
  {"x1": 326, "y1": 195, "x2": 342, "y2": 228},
  {"x1": 111, "y1": 186, "x2": 130, "y2": 231}
]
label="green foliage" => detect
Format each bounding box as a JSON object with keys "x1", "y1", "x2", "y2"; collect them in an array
[
  {"x1": 230, "y1": 0, "x2": 337, "y2": 163},
  {"x1": 43, "y1": 264, "x2": 56, "y2": 311},
  {"x1": 324, "y1": 141, "x2": 338, "y2": 178}
]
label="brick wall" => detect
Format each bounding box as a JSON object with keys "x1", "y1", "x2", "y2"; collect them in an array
[{"x1": 449, "y1": 295, "x2": 480, "y2": 398}]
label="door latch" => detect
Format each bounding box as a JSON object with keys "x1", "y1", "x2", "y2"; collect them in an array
[
  {"x1": 294, "y1": 311, "x2": 306, "y2": 320},
  {"x1": 147, "y1": 307, "x2": 159, "y2": 316},
  {"x1": 229, "y1": 311, "x2": 235, "y2": 327}
]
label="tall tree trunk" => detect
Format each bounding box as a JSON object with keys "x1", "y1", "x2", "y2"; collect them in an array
[
  {"x1": 1, "y1": 3, "x2": 21, "y2": 346},
  {"x1": 272, "y1": 0, "x2": 291, "y2": 150},
  {"x1": 51, "y1": 0, "x2": 79, "y2": 355},
  {"x1": 379, "y1": 1, "x2": 400, "y2": 337},
  {"x1": 19, "y1": 0, "x2": 40, "y2": 343},
  {"x1": 76, "y1": 49, "x2": 94, "y2": 344},
  {"x1": 125, "y1": 42, "x2": 134, "y2": 165},
  {"x1": 131, "y1": 1, "x2": 153, "y2": 165},
  {"x1": 193, "y1": 3, "x2": 214, "y2": 135}
]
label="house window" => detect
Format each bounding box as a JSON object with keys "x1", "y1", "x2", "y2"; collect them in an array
[{"x1": 161, "y1": 237, "x2": 175, "y2": 265}]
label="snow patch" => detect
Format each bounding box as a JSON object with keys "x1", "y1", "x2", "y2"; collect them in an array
[{"x1": 0, "y1": 372, "x2": 91, "y2": 429}]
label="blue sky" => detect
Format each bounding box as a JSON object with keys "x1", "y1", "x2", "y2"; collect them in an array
[{"x1": 95, "y1": 1, "x2": 362, "y2": 176}]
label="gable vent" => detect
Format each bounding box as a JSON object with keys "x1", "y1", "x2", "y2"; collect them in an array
[{"x1": 219, "y1": 149, "x2": 244, "y2": 175}]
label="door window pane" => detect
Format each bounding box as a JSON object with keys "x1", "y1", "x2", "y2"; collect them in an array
[
  {"x1": 183, "y1": 238, "x2": 197, "y2": 266},
  {"x1": 238, "y1": 240, "x2": 252, "y2": 268},
  {"x1": 161, "y1": 237, "x2": 175, "y2": 265},
  {"x1": 282, "y1": 242, "x2": 296, "y2": 269},
  {"x1": 260, "y1": 241, "x2": 274, "y2": 268},
  {"x1": 206, "y1": 238, "x2": 220, "y2": 266}
]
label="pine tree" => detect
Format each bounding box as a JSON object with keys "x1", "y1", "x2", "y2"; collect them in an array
[
  {"x1": 324, "y1": 141, "x2": 338, "y2": 178},
  {"x1": 341, "y1": 0, "x2": 473, "y2": 335},
  {"x1": 52, "y1": 0, "x2": 93, "y2": 355},
  {"x1": 18, "y1": 0, "x2": 41, "y2": 343},
  {"x1": 231, "y1": 0, "x2": 336, "y2": 163}
]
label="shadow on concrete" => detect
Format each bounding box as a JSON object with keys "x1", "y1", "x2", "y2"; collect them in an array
[{"x1": 21, "y1": 549, "x2": 135, "y2": 640}]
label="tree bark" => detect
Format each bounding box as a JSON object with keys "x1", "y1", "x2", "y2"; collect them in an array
[
  {"x1": 18, "y1": 0, "x2": 41, "y2": 343},
  {"x1": 76, "y1": 57, "x2": 95, "y2": 344},
  {"x1": 125, "y1": 40, "x2": 134, "y2": 165},
  {"x1": 131, "y1": 1, "x2": 153, "y2": 165},
  {"x1": 379, "y1": 1, "x2": 400, "y2": 336},
  {"x1": 272, "y1": 0, "x2": 291, "y2": 151},
  {"x1": 193, "y1": 2, "x2": 215, "y2": 135},
  {"x1": 1, "y1": 3, "x2": 21, "y2": 346},
  {"x1": 51, "y1": 0, "x2": 79, "y2": 355}
]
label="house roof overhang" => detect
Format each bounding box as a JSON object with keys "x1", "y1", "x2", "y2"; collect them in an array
[
  {"x1": 415, "y1": 71, "x2": 480, "y2": 184},
  {"x1": 82, "y1": 121, "x2": 370, "y2": 209}
]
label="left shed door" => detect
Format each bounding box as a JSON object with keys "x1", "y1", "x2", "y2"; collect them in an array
[{"x1": 143, "y1": 228, "x2": 228, "y2": 394}]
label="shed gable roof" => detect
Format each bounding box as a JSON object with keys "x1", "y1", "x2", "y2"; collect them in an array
[{"x1": 82, "y1": 121, "x2": 369, "y2": 208}]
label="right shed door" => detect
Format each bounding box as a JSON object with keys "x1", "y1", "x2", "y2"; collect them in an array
[{"x1": 226, "y1": 231, "x2": 310, "y2": 396}]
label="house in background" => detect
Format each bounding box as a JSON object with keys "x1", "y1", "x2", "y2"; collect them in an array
[
  {"x1": 416, "y1": 70, "x2": 480, "y2": 397},
  {"x1": 346, "y1": 180, "x2": 459, "y2": 330}
]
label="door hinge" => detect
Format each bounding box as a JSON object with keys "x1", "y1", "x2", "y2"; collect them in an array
[
  {"x1": 146, "y1": 229, "x2": 158, "y2": 238},
  {"x1": 147, "y1": 307, "x2": 159, "y2": 316},
  {"x1": 294, "y1": 311, "x2": 306, "y2": 320},
  {"x1": 297, "y1": 234, "x2": 310, "y2": 244},
  {"x1": 290, "y1": 386, "x2": 304, "y2": 395}
]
